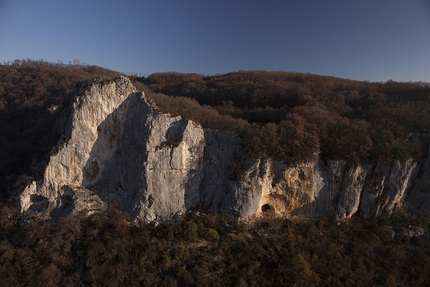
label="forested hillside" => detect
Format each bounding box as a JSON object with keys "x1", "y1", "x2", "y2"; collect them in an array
[
  {"x1": 2, "y1": 61, "x2": 430, "y2": 201},
  {"x1": 1, "y1": 204, "x2": 430, "y2": 286},
  {"x1": 134, "y1": 71, "x2": 430, "y2": 163},
  {"x1": 1, "y1": 61, "x2": 430, "y2": 286}
]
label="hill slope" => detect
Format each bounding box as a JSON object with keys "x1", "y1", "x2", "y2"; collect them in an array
[{"x1": 137, "y1": 71, "x2": 430, "y2": 163}]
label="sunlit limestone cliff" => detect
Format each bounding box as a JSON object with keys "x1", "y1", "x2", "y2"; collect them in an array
[{"x1": 20, "y1": 77, "x2": 430, "y2": 222}]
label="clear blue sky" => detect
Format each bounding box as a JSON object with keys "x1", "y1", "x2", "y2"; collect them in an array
[{"x1": 1, "y1": 0, "x2": 429, "y2": 82}]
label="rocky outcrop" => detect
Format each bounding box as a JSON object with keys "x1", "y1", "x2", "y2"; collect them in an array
[
  {"x1": 20, "y1": 77, "x2": 250, "y2": 222},
  {"x1": 19, "y1": 77, "x2": 430, "y2": 222}
]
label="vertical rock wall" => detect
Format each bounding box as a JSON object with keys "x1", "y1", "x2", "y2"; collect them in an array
[{"x1": 19, "y1": 77, "x2": 430, "y2": 222}]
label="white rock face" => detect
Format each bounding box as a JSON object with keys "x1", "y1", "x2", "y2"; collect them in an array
[
  {"x1": 335, "y1": 165, "x2": 368, "y2": 220},
  {"x1": 19, "y1": 77, "x2": 430, "y2": 222},
  {"x1": 20, "y1": 77, "x2": 248, "y2": 221},
  {"x1": 20, "y1": 77, "x2": 138, "y2": 218}
]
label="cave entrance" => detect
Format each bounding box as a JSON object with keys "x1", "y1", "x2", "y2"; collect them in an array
[{"x1": 261, "y1": 204, "x2": 274, "y2": 213}]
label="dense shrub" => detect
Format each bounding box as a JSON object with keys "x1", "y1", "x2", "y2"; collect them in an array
[{"x1": 0, "y1": 204, "x2": 429, "y2": 286}]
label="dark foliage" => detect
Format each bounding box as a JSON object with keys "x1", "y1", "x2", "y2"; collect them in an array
[
  {"x1": 1, "y1": 204, "x2": 429, "y2": 286},
  {"x1": 136, "y1": 71, "x2": 430, "y2": 164}
]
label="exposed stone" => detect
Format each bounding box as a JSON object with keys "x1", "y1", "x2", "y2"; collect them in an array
[
  {"x1": 19, "y1": 76, "x2": 430, "y2": 222},
  {"x1": 335, "y1": 165, "x2": 368, "y2": 220}
]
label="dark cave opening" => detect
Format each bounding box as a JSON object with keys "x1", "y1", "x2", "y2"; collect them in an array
[{"x1": 261, "y1": 204, "x2": 273, "y2": 212}]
